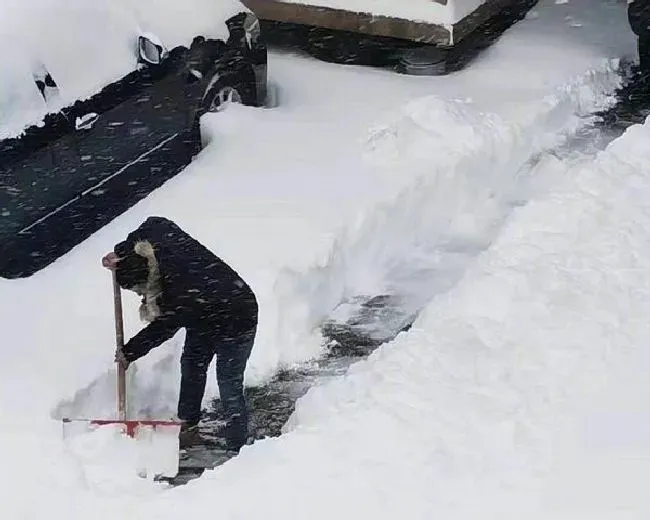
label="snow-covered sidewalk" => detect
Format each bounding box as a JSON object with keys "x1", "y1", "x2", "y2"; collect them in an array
[{"x1": 0, "y1": 0, "x2": 641, "y2": 517}]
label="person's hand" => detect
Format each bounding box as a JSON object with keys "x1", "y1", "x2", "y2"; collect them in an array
[
  {"x1": 102, "y1": 252, "x2": 120, "y2": 270},
  {"x1": 115, "y1": 349, "x2": 130, "y2": 370}
]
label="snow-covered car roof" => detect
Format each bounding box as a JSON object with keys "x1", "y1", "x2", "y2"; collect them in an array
[{"x1": 0, "y1": 0, "x2": 249, "y2": 139}]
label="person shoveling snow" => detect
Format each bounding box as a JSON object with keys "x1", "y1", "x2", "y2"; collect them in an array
[
  {"x1": 628, "y1": 0, "x2": 650, "y2": 75},
  {"x1": 102, "y1": 216, "x2": 258, "y2": 453}
]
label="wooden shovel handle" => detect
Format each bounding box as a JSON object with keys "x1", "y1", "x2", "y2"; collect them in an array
[{"x1": 112, "y1": 270, "x2": 127, "y2": 421}]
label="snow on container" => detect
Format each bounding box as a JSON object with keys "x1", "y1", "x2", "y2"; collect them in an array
[{"x1": 241, "y1": 0, "x2": 526, "y2": 46}]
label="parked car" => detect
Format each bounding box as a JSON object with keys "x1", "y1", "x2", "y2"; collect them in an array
[{"x1": 0, "y1": 0, "x2": 267, "y2": 278}]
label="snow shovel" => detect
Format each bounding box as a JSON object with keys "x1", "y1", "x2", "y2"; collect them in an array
[{"x1": 61, "y1": 270, "x2": 184, "y2": 479}]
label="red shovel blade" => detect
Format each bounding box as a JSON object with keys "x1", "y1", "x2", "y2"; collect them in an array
[{"x1": 62, "y1": 417, "x2": 184, "y2": 438}]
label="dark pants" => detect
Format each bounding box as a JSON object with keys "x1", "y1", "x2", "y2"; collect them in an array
[
  {"x1": 178, "y1": 324, "x2": 256, "y2": 451},
  {"x1": 639, "y1": 34, "x2": 650, "y2": 74}
]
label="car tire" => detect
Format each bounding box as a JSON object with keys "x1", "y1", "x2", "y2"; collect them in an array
[
  {"x1": 201, "y1": 66, "x2": 256, "y2": 113},
  {"x1": 206, "y1": 84, "x2": 242, "y2": 112},
  {"x1": 197, "y1": 65, "x2": 257, "y2": 148}
]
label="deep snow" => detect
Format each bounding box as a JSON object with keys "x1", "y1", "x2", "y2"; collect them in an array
[
  {"x1": 181, "y1": 112, "x2": 650, "y2": 520},
  {"x1": 1, "y1": 0, "x2": 646, "y2": 517}
]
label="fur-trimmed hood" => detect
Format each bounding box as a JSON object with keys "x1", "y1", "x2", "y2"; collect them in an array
[
  {"x1": 112, "y1": 217, "x2": 258, "y2": 363},
  {"x1": 133, "y1": 240, "x2": 163, "y2": 323}
]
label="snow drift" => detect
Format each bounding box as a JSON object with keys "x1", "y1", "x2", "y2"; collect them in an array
[
  {"x1": 274, "y1": 65, "x2": 621, "y2": 348},
  {"x1": 127, "y1": 110, "x2": 650, "y2": 520},
  {"x1": 282, "y1": 115, "x2": 650, "y2": 518},
  {"x1": 270, "y1": 0, "x2": 636, "y2": 351}
]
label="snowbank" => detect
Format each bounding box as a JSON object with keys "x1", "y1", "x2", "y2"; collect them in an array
[
  {"x1": 117, "y1": 113, "x2": 650, "y2": 520},
  {"x1": 0, "y1": 0, "x2": 247, "y2": 139},
  {"x1": 269, "y1": 0, "x2": 635, "y2": 348},
  {"x1": 278, "y1": 116, "x2": 650, "y2": 518},
  {"x1": 274, "y1": 64, "x2": 623, "y2": 356}
]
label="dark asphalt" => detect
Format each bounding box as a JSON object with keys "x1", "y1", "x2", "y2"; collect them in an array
[{"x1": 165, "y1": 300, "x2": 396, "y2": 486}]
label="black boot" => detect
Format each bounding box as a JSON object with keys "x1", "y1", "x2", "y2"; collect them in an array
[{"x1": 178, "y1": 420, "x2": 201, "y2": 448}]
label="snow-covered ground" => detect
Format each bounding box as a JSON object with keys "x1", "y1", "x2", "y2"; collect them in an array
[{"x1": 2, "y1": 0, "x2": 647, "y2": 517}]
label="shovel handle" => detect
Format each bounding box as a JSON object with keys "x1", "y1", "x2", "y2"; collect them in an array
[{"x1": 112, "y1": 270, "x2": 127, "y2": 422}]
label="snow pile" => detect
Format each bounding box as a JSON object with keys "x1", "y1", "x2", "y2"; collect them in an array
[
  {"x1": 0, "y1": 0, "x2": 247, "y2": 138},
  {"x1": 128, "y1": 112, "x2": 650, "y2": 520},
  {"x1": 62, "y1": 422, "x2": 180, "y2": 485},
  {"x1": 274, "y1": 64, "x2": 621, "y2": 347},
  {"x1": 270, "y1": 0, "x2": 635, "y2": 348},
  {"x1": 295, "y1": 115, "x2": 650, "y2": 516}
]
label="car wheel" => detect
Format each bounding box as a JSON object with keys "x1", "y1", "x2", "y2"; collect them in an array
[
  {"x1": 202, "y1": 63, "x2": 256, "y2": 113},
  {"x1": 206, "y1": 85, "x2": 242, "y2": 112}
]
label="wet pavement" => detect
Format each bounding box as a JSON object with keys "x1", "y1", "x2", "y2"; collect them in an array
[
  {"x1": 596, "y1": 64, "x2": 650, "y2": 130},
  {"x1": 166, "y1": 295, "x2": 402, "y2": 486}
]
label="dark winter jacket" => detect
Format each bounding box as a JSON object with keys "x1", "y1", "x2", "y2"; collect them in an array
[
  {"x1": 629, "y1": 0, "x2": 650, "y2": 36},
  {"x1": 114, "y1": 216, "x2": 258, "y2": 362}
]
